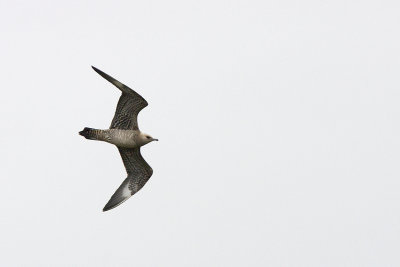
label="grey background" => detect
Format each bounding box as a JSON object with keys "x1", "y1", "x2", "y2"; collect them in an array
[{"x1": 1, "y1": 0, "x2": 399, "y2": 266}]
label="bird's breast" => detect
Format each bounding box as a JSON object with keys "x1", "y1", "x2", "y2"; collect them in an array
[{"x1": 107, "y1": 129, "x2": 139, "y2": 148}]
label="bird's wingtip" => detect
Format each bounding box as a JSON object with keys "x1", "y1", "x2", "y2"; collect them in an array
[
  {"x1": 91, "y1": 66, "x2": 109, "y2": 79},
  {"x1": 102, "y1": 178, "x2": 132, "y2": 212}
]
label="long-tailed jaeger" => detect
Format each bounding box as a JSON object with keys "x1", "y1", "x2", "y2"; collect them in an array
[{"x1": 79, "y1": 66, "x2": 158, "y2": 212}]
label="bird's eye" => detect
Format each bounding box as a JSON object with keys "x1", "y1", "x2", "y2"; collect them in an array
[{"x1": 147, "y1": 136, "x2": 151, "y2": 139}]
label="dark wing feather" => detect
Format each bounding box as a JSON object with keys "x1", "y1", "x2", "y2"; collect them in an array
[
  {"x1": 92, "y1": 66, "x2": 148, "y2": 130},
  {"x1": 118, "y1": 147, "x2": 153, "y2": 177},
  {"x1": 103, "y1": 148, "x2": 153, "y2": 212}
]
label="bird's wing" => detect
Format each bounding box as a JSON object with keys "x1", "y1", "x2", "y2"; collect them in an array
[
  {"x1": 103, "y1": 147, "x2": 153, "y2": 211},
  {"x1": 92, "y1": 66, "x2": 148, "y2": 130}
]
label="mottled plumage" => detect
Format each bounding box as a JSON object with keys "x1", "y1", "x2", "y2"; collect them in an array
[{"x1": 79, "y1": 66, "x2": 157, "y2": 212}]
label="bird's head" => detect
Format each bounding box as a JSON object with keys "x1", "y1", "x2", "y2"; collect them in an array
[{"x1": 139, "y1": 132, "x2": 158, "y2": 145}]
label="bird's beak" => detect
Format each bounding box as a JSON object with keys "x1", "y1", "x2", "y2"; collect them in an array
[{"x1": 153, "y1": 138, "x2": 159, "y2": 141}]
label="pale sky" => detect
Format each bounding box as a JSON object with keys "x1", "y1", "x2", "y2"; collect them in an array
[{"x1": 1, "y1": 0, "x2": 400, "y2": 266}]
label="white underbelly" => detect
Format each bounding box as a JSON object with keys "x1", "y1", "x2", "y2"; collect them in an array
[
  {"x1": 111, "y1": 138, "x2": 137, "y2": 148},
  {"x1": 107, "y1": 129, "x2": 138, "y2": 148}
]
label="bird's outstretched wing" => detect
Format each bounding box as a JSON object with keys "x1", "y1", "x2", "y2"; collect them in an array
[
  {"x1": 92, "y1": 66, "x2": 148, "y2": 130},
  {"x1": 103, "y1": 148, "x2": 153, "y2": 212}
]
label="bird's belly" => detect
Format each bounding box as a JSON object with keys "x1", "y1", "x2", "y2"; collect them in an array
[
  {"x1": 108, "y1": 130, "x2": 138, "y2": 148},
  {"x1": 111, "y1": 138, "x2": 137, "y2": 148}
]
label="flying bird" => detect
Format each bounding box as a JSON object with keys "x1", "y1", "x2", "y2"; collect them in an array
[{"x1": 79, "y1": 66, "x2": 158, "y2": 212}]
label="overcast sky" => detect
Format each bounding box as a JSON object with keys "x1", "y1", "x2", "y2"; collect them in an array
[{"x1": 1, "y1": 0, "x2": 400, "y2": 266}]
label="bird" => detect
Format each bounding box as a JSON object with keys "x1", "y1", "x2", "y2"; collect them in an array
[{"x1": 79, "y1": 66, "x2": 158, "y2": 212}]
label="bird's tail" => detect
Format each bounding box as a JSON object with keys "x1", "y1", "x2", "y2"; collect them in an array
[{"x1": 79, "y1": 127, "x2": 104, "y2": 140}]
